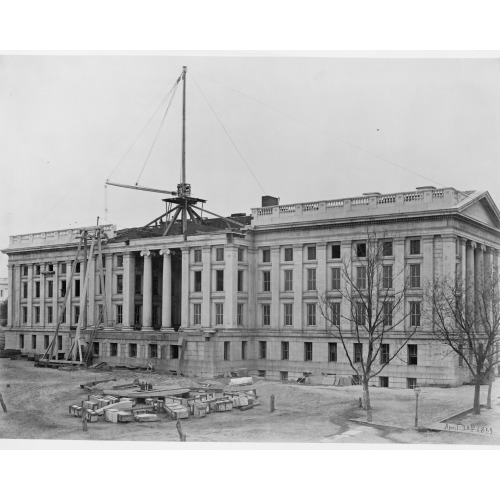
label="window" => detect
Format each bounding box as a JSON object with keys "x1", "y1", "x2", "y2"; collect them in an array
[
  {"x1": 355, "y1": 302, "x2": 365, "y2": 326},
  {"x1": 34, "y1": 306, "x2": 40, "y2": 324},
  {"x1": 32, "y1": 335, "x2": 36, "y2": 349},
  {"x1": 380, "y1": 344, "x2": 390, "y2": 364},
  {"x1": 383, "y1": 302, "x2": 393, "y2": 327},
  {"x1": 48, "y1": 263, "x2": 54, "y2": 272},
  {"x1": 354, "y1": 343, "x2": 363, "y2": 363},
  {"x1": 223, "y1": 341, "x2": 230, "y2": 361},
  {"x1": 60, "y1": 280, "x2": 66, "y2": 298},
  {"x1": 331, "y1": 244, "x2": 341, "y2": 259},
  {"x1": 331, "y1": 268, "x2": 341, "y2": 290},
  {"x1": 61, "y1": 263, "x2": 66, "y2": 274},
  {"x1": 408, "y1": 345, "x2": 418, "y2": 365},
  {"x1": 152, "y1": 276, "x2": 159, "y2": 295},
  {"x1": 410, "y1": 301, "x2": 421, "y2": 327},
  {"x1": 116, "y1": 305, "x2": 123, "y2": 325},
  {"x1": 307, "y1": 268, "x2": 317, "y2": 291},
  {"x1": 284, "y1": 269, "x2": 293, "y2": 291},
  {"x1": 23, "y1": 265, "x2": 28, "y2": 277},
  {"x1": 216, "y1": 247, "x2": 224, "y2": 261},
  {"x1": 329, "y1": 302, "x2": 340, "y2": 327},
  {"x1": 410, "y1": 239, "x2": 421, "y2": 255},
  {"x1": 307, "y1": 246, "x2": 316, "y2": 260},
  {"x1": 380, "y1": 376, "x2": 389, "y2": 388},
  {"x1": 238, "y1": 248, "x2": 244, "y2": 262},
  {"x1": 284, "y1": 303, "x2": 293, "y2": 326},
  {"x1": 47, "y1": 306, "x2": 53, "y2": 324},
  {"x1": 35, "y1": 264, "x2": 41, "y2": 276},
  {"x1": 97, "y1": 304, "x2": 103, "y2": 324},
  {"x1": 237, "y1": 270, "x2": 243, "y2": 292},
  {"x1": 19, "y1": 334, "x2": 24, "y2": 349},
  {"x1": 410, "y1": 264, "x2": 420, "y2": 288},
  {"x1": 93, "y1": 342, "x2": 100, "y2": 356},
  {"x1": 216, "y1": 270, "x2": 224, "y2": 292},
  {"x1": 304, "y1": 342, "x2": 313, "y2": 361},
  {"x1": 110, "y1": 343, "x2": 118, "y2": 357},
  {"x1": 262, "y1": 270, "x2": 271, "y2": 292},
  {"x1": 135, "y1": 275, "x2": 142, "y2": 294},
  {"x1": 383, "y1": 265, "x2": 393, "y2": 289},
  {"x1": 237, "y1": 304, "x2": 244, "y2": 326},
  {"x1": 47, "y1": 280, "x2": 53, "y2": 298},
  {"x1": 170, "y1": 345, "x2": 179, "y2": 359},
  {"x1": 284, "y1": 247, "x2": 293, "y2": 261},
  {"x1": 258, "y1": 370, "x2": 266, "y2": 378},
  {"x1": 329, "y1": 342, "x2": 337, "y2": 362},
  {"x1": 75, "y1": 262, "x2": 80, "y2": 273},
  {"x1": 458, "y1": 345, "x2": 464, "y2": 367},
  {"x1": 215, "y1": 303, "x2": 224, "y2": 325},
  {"x1": 98, "y1": 276, "x2": 105, "y2": 295},
  {"x1": 134, "y1": 304, "x2": 142, "y2": 325},
  {"x1": 117, "y1": 275, "x2": 123, "y2": 294},
  {"x1": 23, "y1": 282, "x2": 28, "y2": 299},
  {"x1": 194, "y1": 271, "x2": 202, "y2": 292},
  {"x1": 307, "y1": 303, "x2": 316, "y2": 326},
  {"x1": 61, "y1": 307, "x2": 66, "y2": 324},
  {"x1": 356, "y1": 243, "x2": 367, "y2": 257},
  {"x1": 194, "y1": 248, "x2": 202, "y2": 263},
  {"x1": 262, "y1": 248, "x2": 270, "y2": 263},
  {"x1": 22, "y1": 306, "x2": 27, "y2": 323},
  {"x1": 129, "y1": 343, "x2": 137, "y2": 358},
  {"x1": 193, "y1": 304, "x2": 201, "y2": 325},
  {"x1": 382, "y1": 241, "x2": 393, "y2": 257},
  {"x1": 280, "y1": 372, "x2": 288, "y2": 381},
  {"x1": 74, "y1": 279, "x2": 80, "y2": 297},
  {"x1": 74, "y1": 306, "x2": 80, "y2": 324},
  {"x1": 149, "y1": 344, "x2": 158, "y2": 359},
  {"x1": 281, "y1": 341, "x2": 289, "y2": 360},
  {"x1": 241, "y1": 341, "x2": 247, "y2": 360},
  {"x1": 58, "y1": 335, "x2": 63, "y2": 350},
  {"x1": 356, "y1": 267, "x2": 366, "y2": 289},
  {"x1": 44, "y1": 335, "x2": 50, "y2": 349},
  {"x1": 262, "y1": 304, "x2": 271, "y2": 326},
  {"x1": 153, "y1": 305, "x2": 160, "y2": 326},
  {"x1": 259, "y1": 341, "x2": 267, "y2": 359},
  {"x1": 116, "y1": 254, "x2": 123, "y2": 267},
  {"x1": 35, "y1": 281, "x2": 40, "y2": 298},
  {"x1": 407, "y1": 378, "x2": 417, "y2": 389}
]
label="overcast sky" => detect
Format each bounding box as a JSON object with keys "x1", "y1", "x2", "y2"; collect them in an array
[{"x1": 1, "y1": 54, "x2": 500, "y2": 277}]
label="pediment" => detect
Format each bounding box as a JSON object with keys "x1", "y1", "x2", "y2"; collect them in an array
[{"x1": 457, "y1": 191, "x2": 500, "y2": 228}]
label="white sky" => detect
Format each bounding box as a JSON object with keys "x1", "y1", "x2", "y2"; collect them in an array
[{"x1": 1, "y1": 54, "x2": 500, "y2": 277}]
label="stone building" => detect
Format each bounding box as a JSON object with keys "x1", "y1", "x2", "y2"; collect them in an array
[{"x1": 2, "y1": 186, "x2": 500, "y2": 387}]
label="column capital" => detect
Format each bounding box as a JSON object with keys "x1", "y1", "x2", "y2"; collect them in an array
[
  {"x1": 393, "y1": 237, "x2": 406, "y2": 244},
  {"x1": 485, "y1": 246, "x2": 495, "y2": 255},
  {"x1": 422, "y1": 235, "x2": 435, "y2": 242},
  {"x1": 181, "y1": 247, "x2": 189, "y2": 254},
  {"x1": 469, "y1": 241, "x2": 477, "y2": 249},
  {"x1": 458, "y1": 236, "x2": 468, "y2": 244},
  {"x1": 480, "y1": 244, "x2": 487, "y2": 253},
  {"x1": 140, "y1": 249, "x2": 152, "y2": 258},
  {"x1": 160, "y1": 248, "x2": 172, "y2": 257}
]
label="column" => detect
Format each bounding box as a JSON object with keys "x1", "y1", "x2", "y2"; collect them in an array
[
  {"x1": 270, "y1": 245, "x2": 280, "y2": 329},
  {"x1": 180, "y1": 247, "x2": 189, "y2": 329},
  {"x1": 293, "y1": 244, "x2": 303, "y2": 329},
  {"x1": 141, "y1": 250, "x2": 153, "y2": 331},
  {"x1": 317, "y1": 243, "x2": 327, "y2": 330},
  {"x1": 246, "y1": 248, "x2": 257, "y2": 329},
  {"x1": 52, "y1": 262, "x2": 59, "y2": 327},
  {"x1": 160, "y1": 248, "x2": 172, "y2": 330},
  {"x1": 65, "y1": 259, "x2": 72, "y2": 326},
  {"x1": 458, "y1": 237, "x2": 467, "y2": 286},
  {"x1": 225, "y1": 244, "x2": 238, "y2": 328},
  {"x1": 422, "y1": 235, "x2": 434, "y2": 283},
  {"x1": 88, "y1": 256, "x2": 95, "y2": 325},
  {"x1": 475, "y1": 245, "x2": 485, "y2": 331},
  {"x1": 14, "y1": 264, "x2": 21, "y2": 327},
  {"x1": 40, "y1": 266, "x2": 46, "y2": 326},
  {"x1": 466, "y1": 241, "x2": 476, "y2": 313},
  {"x1": 122, "y1": 251, "x2": 135, "y2": 331},
  {"x1": 7, "y1": 264, "x2": 14, "y2": 327},
  {"x1": 26, "y1": 264, "x2": 33, "y2": 326},
  {"x1": 392, "y1": 238, "x2": 406, "y2": 330},
  {"x1": 201, "y1": 246, "x2": 212, "y2": 327},
  {"x1": 105, "y1": 253, "x2": 113, "y2": 328}
]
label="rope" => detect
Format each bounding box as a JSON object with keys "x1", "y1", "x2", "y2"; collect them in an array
[{"x1": 191, "y1": 73, "x2": 267, "y2": 195}]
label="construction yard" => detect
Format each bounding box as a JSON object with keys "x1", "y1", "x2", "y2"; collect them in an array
[{"x1": 1, "y1": 357, "x2": 499, "y2": 445}]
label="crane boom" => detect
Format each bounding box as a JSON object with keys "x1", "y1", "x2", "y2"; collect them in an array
[{"x1": 106, "y1": 181, "x2": 177, "y2": 195}]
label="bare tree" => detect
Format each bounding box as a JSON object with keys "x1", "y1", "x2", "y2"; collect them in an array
[
  {"x1": 318, "y1": 232, "x2": 418, "y2": 422},
  {"x1": 424, "y1": 267, "x2": 500, "y2": 415}
]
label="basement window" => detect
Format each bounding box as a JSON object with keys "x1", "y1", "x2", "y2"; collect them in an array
[
  {"x1": 19, "y1": 334, "x2": 24, "y2": 349},
  {"x1": 129, "y1": 343, "x2": 137, "y2": 358},
  {"x1": 58, "y1": 336, "x2": 62, "y2": 351},
  {"x1": 407, "y1": 378, "x2": 417, "y2": 389},
  {"x1": 110, "y1": 343, "x2": 118, "y2": 357},
  {"x1": 258, "y1": 370, "x2": 266, "y2": 378},
  {"x1": 44, "y1": 335, "x2": 50, "y2": 350},
  {"x1": 149, "y1": 344, "x2": 158, "y2": 359},
  {"x1": 379, "y1": 376, "x2": 389, "y2": 388},
  {"x1": 280, "y1": 371, "x2": 288, "y2": 381},
  {"x1": 93, "y1": 342, "x2": 100, "y2": 356},
  {"x1": 223, "y1": 341, "x2": 230, "y2": 361},
  {"x1": 32, "y1": 335, "x2": 37, "y2": 349},
  {"x1": 170, "y1": 345, "x2": 179, "y2": 359}
]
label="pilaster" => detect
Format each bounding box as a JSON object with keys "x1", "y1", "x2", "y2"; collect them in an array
[
  {"x1": 201, "y1": 246, "x2": 211, "y2": 327},
  {"x1": 141, "y1": 249, "x2": 153, "y2": 331},
  {"x1": 122, "y1": 251, "x2": 135, "y2": 330},
  {"x1": 270, "y1": 245, "x2": 280, "y2": 329},
  {"x1": 293, "y1": 244, "x2": 303, "y2": 329},
  {"x1": 181, "y1": 247, "x2": 190, "y2": 329}
]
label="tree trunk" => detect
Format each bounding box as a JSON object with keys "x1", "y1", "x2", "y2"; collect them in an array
[
  {"x1": 487, "y1": 370, "x2": 493, "y2": 410},
  {"x1": 473, "y1": 377, "x2": 481, "y2": 415},
  {"x1": 362, "y1": 380, "x2": 372, "y2": 422}
]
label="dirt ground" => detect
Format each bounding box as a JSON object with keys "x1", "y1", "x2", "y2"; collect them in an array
[{"x1": 1, "y1": 357, "x2": 499, "y2": 445}]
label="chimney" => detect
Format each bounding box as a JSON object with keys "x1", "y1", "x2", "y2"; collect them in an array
[{"x1": 262, "y1": 195, "x2": 279, "y2": 207}]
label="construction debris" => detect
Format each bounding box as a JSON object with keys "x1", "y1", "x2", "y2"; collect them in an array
[{"x1": 229, "y1": 377, "x2": 253, "y2": 387}]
